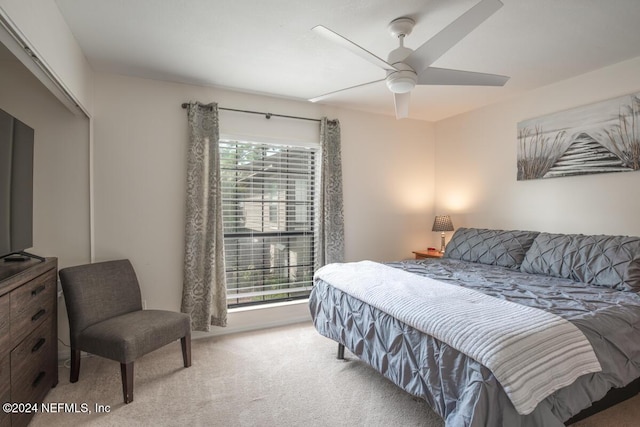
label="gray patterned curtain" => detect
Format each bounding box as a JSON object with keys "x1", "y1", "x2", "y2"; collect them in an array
[
  {"x1": 318, "y1": 118, "x2": 345, "y2": 266},
  {"x1": 181, "y1": 102, "x2": 227, "y2": 331}
]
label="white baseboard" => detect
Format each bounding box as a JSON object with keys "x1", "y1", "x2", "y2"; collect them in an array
[{"x1": 194, "y1": 299, "x2": 312, "y2": 339}]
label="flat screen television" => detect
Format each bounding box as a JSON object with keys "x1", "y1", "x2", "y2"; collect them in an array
[{"x1": 0, "y1": 107, "x2": 39, "y2": 261}]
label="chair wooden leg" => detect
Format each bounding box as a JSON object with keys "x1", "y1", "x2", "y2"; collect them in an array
[
  {"x1": 337, "y1": 343, "x2": 345, "y2": 360},
  {"x1": 181, "y1": 334, "x2": 192, "y2": 368},
  {"x1": 120, "y1": 362, "x2": 134, "y2": 404},
  {"x1": 70, "y1": 348, "x2": 81, "y2": 383}
]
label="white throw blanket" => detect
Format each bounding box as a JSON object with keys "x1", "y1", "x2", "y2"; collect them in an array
[{"x1": 314, "y1": 261, "x2": 602, "y2": 415}]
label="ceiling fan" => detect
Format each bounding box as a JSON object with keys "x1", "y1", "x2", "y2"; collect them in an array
[{"x1": 309, "y1": 0, "x2": 509, "y2": 119}]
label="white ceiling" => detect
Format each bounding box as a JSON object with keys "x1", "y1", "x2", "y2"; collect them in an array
[{"x1": 54, "y1": 0, "x2": 640, "y2": 122}]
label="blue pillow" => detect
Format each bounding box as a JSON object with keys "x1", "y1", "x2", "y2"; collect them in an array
[
  {"x1": 521, "y1": 233, "x2": 640, "y2": 292},
  {"x1": 444, "y1": 228, "x2": 540, "y2": 269}
]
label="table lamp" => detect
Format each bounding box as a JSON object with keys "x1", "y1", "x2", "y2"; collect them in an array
[{"x1": 432, "y1": 215, "x2": 454, "y2": 253}]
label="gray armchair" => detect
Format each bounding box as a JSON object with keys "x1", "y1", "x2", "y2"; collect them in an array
[{"x1": 59, "y1": 259, "x2": 192, "y2": 403}]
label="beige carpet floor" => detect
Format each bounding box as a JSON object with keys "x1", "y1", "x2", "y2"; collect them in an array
[{"x1": 30, "y1": 322, "x2": 639, "y2": 427}]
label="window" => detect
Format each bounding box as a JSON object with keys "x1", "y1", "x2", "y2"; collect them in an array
[{"x1": 220, "y1": 139, "x2": 319, "y2": 307}]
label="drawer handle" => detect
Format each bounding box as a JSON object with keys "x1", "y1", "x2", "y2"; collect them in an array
[
  {"x1": 31, "y1": 309, "x2": 46, "y2": 322},
  {"x1": 32, "y1": 338, "x2": 46, "y2": 353},
  {"x1": 32, "y1": 371, "x2": 46, "y2": 388},
  {"x1": 31, "y1": 285, "x2": 46, "y2": 296}
]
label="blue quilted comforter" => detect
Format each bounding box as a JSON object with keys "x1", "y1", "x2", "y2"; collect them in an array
[{"x1": 309, "y1": 258, "x2": 640, "y2": 427}]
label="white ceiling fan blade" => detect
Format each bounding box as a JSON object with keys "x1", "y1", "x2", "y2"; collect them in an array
[
  {"x1": 405, "y1": 0, "x2": 503, "y2": 73},
  {"x1": 309, "y1": 79, "x2": 385, "y2": 103},
  {"x1": 312, "y1": 25, "x2": 398, "y2": 71},
  {"x1": 394, "y1": 92, "x2": 410, "y2": 119},
  {"x1": 417, "y1": 67, "x2": 509, "y2": 86}
]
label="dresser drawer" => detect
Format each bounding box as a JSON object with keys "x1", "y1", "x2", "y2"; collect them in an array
[
  {"x1": 11, "y1": 316, "x2": 55, "y2": 392},
  {"x1": 10, "y1": 351, "x2": 55, "y2": 427},
  {"x1": 0, "y1": 353, "x2": 9, "y2": 427},
  {"x1": 10, "y1": 269, "x2": 56, "y2": 346},
  {"x1": 0, "y1": 353, "x2": 11, "y2": 427},
  {"x1": 0, "y1": 294, "x2": 9, "y2": 357},
  {"x1": 0, "y1": 352, "x2": 9, "y2": 396},
  {"x1": 0, "y1": 396, "x2": 9, "y2": 427},
  {"x1": 10, "y1": 318, "x2": 56, "y2": 427}
]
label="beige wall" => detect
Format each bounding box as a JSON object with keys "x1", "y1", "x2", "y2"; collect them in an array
[
  {"x1": 92, "y1": 73, "x2": 435, "y2": 333},
  {"x1": 4, "y1": 0, "x2": 640, "y2": 343},
  {"x1": 0, "y1": 60, "x2": 91, "y2": 266},
  {"x1": 6, "y1": 5, "x2": 640, "y2": 338},
  {"x1": 0, "y1": 0, "x2": 94, "y2": 114},
  {"x1": 0, "y1": 54, "x2": 91, "y2": 354},
  {"x1": 434, "y1": 56, "x2": 640, "y2": 237}
]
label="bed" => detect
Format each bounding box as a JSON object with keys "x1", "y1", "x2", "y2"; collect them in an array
[{"x1": 309, "y1": 228, "x2": 640, "y2": 426}]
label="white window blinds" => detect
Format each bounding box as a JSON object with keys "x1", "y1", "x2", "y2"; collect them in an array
[{"x1": 220, "y1": 139, "x2": 319, "y2": 307}]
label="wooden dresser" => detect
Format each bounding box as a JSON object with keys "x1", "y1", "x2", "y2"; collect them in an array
[{"x1": 0, "y1": 258, "x2": 58, "y2": 427}]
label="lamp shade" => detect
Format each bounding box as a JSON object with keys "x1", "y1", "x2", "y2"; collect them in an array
[{"x1": 432, "y1": 215, "x2": 454, "y2": 232}]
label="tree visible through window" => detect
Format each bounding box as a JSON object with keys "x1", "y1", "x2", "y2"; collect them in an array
[{"x1": 220, "y1": 139, "x2": 318, "y2": 307}]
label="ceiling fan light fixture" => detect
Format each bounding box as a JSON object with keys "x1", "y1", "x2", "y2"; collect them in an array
[
  {"x1": 311, "y1": 1, "x2": 508, "y2": 118},
  {"x1": 386, "y1": 70, "x2": 417, "y2": 93}
]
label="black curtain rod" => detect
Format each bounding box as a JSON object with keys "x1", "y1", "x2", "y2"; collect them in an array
[{"x1": 181, "y1": 103, "x2": 320, "y2": 123}]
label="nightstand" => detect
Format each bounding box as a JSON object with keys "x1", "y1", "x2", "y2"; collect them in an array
[{"x1": 413, "y1": 249, "x2": 444, "y2": 260}]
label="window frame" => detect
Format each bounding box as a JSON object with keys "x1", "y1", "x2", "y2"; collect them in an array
[{"x1": 219, "y1": 136, "x2": 321, "y2": 308}]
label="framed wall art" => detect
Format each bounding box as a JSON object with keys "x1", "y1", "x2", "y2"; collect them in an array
[{"x1": 517, "y1": 92, "x2": 640, "y2": 180}]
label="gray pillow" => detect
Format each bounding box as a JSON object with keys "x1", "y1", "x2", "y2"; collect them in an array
[
  {"x1": 521, "y1": 233, "x2": 640, "y2": 292},
  {"x1": 519, "y1": 233, "x2": 577, "y2": 278},
  {"x1": 444, "y1": 228, "x2": 540, "y2": 269}
]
